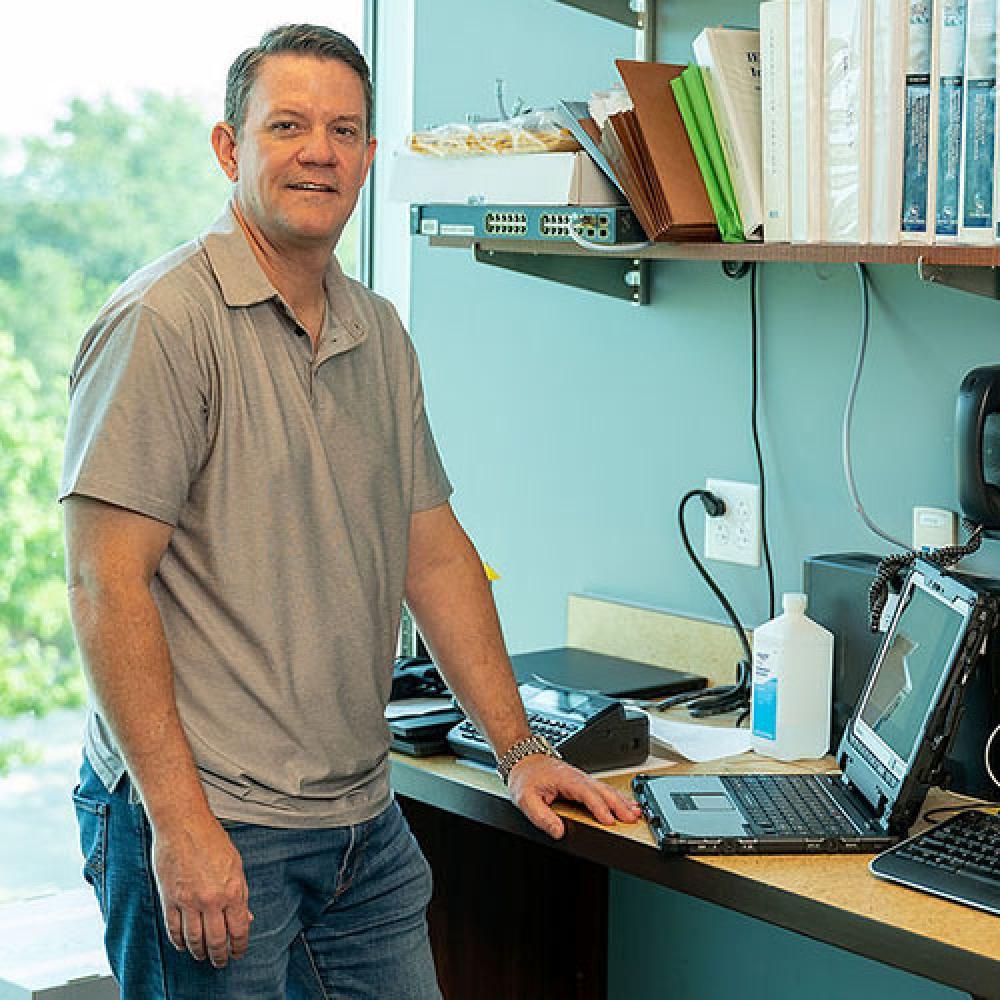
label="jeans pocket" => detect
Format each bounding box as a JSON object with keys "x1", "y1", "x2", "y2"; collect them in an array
[{"x1": 72, "y1": 785, "x2": 109, "y2": 911}]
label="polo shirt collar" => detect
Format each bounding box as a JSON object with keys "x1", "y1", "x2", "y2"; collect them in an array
[
  {"x1": 203, "y1": 206, "x2": 275, "y2": 307},
  {"x1": 201, "y1": 204, "x2": 367, "y2": 351}
]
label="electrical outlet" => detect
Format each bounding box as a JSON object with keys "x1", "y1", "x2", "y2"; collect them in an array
[
  {"x1": 912, "y1": 506, "x2": 958, "y2": 550},
  {"x1": 704, "y1": 478, "x2": 761, "y2": 567}
]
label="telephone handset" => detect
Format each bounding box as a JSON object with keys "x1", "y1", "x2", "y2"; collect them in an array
[
  {"x1": 446, "y1": 680, "x2": 649, "y2": 773},
  {"x1": 956, "y1": 365, "x2": 1000, "y2": 529},
  {"x1": 390, "y1": 655, "x2": 448, "y2": 701}
]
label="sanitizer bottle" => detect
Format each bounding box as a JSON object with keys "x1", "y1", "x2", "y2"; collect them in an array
[{"x1": 751, "y1": 593, "x2": 834, "y2": 761}]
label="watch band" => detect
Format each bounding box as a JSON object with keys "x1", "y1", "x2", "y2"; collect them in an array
[{"x1": 496, "y1": 734, "x2": 561, "y2": 784}]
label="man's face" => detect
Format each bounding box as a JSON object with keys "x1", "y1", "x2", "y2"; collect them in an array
[{"x1": 216, "y1": 53, "x2": 376, "y2": 250}]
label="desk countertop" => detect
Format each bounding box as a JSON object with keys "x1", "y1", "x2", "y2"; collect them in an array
[{"x1": 391, "y1": 748, "x2": 1000, "y2": 999}]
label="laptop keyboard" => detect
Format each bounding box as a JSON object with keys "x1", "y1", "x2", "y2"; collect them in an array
[
  {"x1": 871, "y1": 809, "x2": 1000, "y2": 915},
  {"x1": 722, "y1": 774, "x2": 859, "y2": 837}
]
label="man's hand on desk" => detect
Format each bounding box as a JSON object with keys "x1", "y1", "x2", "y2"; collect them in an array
[{"x1": 507, "y1": 756, "x2": 642, "y2": 839}]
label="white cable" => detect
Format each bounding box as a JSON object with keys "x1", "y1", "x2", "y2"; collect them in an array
[
  {"x1": 841, "y1": 263, "x2": 911, "y2": 551},
  {"x1": 986, "y1": 724, "x2": 1000, "y2": 790},
  {"x1": 568, "y1": 215, "x2": 652, "y2": 254},
  {"x1": 495, "y1": 79, "x2": 509, "y2": 121}
]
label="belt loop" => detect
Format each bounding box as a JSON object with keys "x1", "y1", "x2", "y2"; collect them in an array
[{"x1": 125, "y1": 775, "x2": 142, "y2": 806}]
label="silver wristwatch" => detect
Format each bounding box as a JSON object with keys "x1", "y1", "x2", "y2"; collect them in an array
[{"x1": 496, "y1": 734, "x2": 561, "y2": 784}]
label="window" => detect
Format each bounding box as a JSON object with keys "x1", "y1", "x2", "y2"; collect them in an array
[{"x1": 0, "y1": 2, "x2": 368, "y2": 904}]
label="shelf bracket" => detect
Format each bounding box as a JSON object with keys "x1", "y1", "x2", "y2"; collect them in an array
[
  {"x1": 917, "y1": 260, "x2": 1000, "y2": 299},
  {"x1": 473, "y1": 247, "x2": 650, "y2": 304},
  {"x1": 552, "y1": 0, "x2": 655, "y2": 59}
]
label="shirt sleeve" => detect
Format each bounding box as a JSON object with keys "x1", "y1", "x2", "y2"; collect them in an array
[{"x1": 60, "y1": 299, "x2": 210, "y2": 526}]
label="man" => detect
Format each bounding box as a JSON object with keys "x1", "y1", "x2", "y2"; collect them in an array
[{"x1": 61, "y1": 23, "x2": 640, "y2": 1000}]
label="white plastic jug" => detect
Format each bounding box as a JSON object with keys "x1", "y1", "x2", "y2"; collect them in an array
[{"x1": 751, "y1": 592, "x2": 834, "y2": 761}]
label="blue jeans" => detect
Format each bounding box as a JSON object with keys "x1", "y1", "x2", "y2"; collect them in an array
[{"x1": 73, "y1": 756, "x2": 441, "y2": 1000}]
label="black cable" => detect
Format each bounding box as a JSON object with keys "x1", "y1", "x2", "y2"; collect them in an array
[
  {"x1": 678, "y1": 490, "x2": 752, "y2": 662},
  {"x1": 669, "y1": 490, "x2": 752, "y2": 721},
  {"x1": 750, "y1": 263, "x2": 776, "y2": 621},
  {"x1": 921, "y1": 803, "x2": 999, "y2": 824}
]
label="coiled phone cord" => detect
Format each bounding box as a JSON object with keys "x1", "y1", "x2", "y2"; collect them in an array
[{"x1": 867, "y1": 519, "x2": 985, "y2": 632}]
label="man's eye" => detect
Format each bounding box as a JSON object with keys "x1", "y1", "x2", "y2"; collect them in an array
[
  {"x1": 334, "y1": 125, "x2": 359, "y2": 139},
  {"x1": 271, "y1": 122, "x2": 298, "y2": 132}
]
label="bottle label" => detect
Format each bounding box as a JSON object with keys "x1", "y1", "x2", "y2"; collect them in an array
[{"x1": 752, "y1": 651, "x2": 778, "y2": 741}]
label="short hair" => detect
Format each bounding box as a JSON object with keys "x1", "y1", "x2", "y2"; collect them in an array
[{"x1": 224, "y1": 24, "x2": 373, "y2": 137}]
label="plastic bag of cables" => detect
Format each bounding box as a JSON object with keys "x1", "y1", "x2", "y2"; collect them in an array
[{"x1": 407, "y1": 110, "x2": 581, "y2": 157}]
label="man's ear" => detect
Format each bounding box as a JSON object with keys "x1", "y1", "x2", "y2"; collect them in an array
[{"x1": 211, "y1": 123, "x2": 240, "y2": 182}]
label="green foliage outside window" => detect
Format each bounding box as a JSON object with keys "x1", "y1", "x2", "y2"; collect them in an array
[
  {"x1": 0, "y1": 89, "x2": 364, "y2": 771},
  {"x1": 0, "y1": 93, "x2": 231, "y2": 771}
]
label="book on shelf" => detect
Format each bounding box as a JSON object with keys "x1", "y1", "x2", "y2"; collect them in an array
[
  {"x1": 670, "y1": 64, "x2": 744, "y2": 242},
  {"x1": 760, "y1": 0, "x2": 791, "y2": 241},
  {"x1": 598, "y1": 59, "x2": 718, "y2": 242},
  {"x1": 901, "y1": 0, "x2": 935, "y2": 243},
  {"x1": 958, "y1": 0, "x2": 996, "y2": 243},
  {"x1": 869, "y1": 0, "x2": 907, "y2": 244},
  {"x1": 692, "y1": 25, "x2": 764, "y2": 239},
  {"x1": 823, "y1": 0, "x2": 873, "y2": 243},
  {"x1": 933, "y1": 0, "x2": 970, "y2": 241},
  {"x1": 788, "y1": 0, "x2": 826, "y2": 242}
]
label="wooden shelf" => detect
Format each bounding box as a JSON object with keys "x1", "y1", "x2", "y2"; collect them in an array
[
  {"x1": 429, "y1": 235, "x2": 1000, "y2": 268},
  {"x1": 427, "y1": 235, "x2": 1000, "y2": 300}
]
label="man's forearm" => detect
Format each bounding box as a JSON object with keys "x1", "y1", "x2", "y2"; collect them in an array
[
  {"x1": 405, "y1": 504, "x2": 644, "y2": 840},
  {"x1": 63, "y1": 494, "x2": 251, "y2": 966},
  {"x1": 69, "y1": 580, "x2": 212, "y2": 830}
]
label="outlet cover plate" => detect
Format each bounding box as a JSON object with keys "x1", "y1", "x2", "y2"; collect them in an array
[{"x1": 704, "y1": 478, "x2": 761, "y2": 567}]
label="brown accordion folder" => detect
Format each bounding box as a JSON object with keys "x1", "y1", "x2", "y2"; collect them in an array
[{"x1": 600, "y1": 60, "x2": 718, "y2": 242}]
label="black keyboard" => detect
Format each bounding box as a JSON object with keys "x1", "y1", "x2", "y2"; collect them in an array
[
  {"x1": 723, "y1": 774, "x2": 859, "y2": 837},
  {"x1": 870, "y1": 809, "x2": 1000, "y2": 916},
  {"x1": 451, "y1": 710, "x2": 581, "y2": 753}
]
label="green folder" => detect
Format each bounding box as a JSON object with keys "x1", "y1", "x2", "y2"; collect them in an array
[{"x1": 670, "y1": 65, "x2": 743, "y2": 243}]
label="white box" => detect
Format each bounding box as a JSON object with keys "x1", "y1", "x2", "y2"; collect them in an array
[
  {"x1": 388, "y1": 150, "x2": 623, "y2": 206},
  {"x1": 0, "y1": 889, "x2": 117, "y2": 999}
]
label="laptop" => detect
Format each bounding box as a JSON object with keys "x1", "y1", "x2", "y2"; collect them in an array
[
  {"x1": 511, "y1": 647, "x2": 706, "y2": 701},
  {"x1": 633, "y1": 561, "x2": 997, "y2": 855}
]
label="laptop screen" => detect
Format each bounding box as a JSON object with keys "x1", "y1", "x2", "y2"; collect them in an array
[{"x1": 852, "y1": 573, "x2": 972, "y2": 782}]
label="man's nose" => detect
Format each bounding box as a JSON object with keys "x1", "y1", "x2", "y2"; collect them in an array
[{"x1": 299, "y1": 127, "x2": 338, "y2": 164}]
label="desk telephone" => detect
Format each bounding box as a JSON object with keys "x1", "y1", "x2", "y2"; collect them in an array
[
  {"x1": 447, "y1": 681, "x2": 649, "y2": 773},
  {"x1": 391, "y1": 655, "x2": 447, "y2": 700}
]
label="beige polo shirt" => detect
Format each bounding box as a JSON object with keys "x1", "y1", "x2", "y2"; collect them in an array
[{"x1": 61, "y1": 206, "x2": 452, "y2": 828}]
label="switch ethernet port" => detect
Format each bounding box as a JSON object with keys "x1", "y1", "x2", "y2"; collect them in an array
[{"x1": 540, "y1": 213, "x2": 572, "y2": 237}]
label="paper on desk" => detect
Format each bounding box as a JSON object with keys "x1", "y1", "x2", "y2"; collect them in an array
[
  {"x1": 385, "y1": 697, "x2": 454, "y2": 720},
  {"x1": 642, "y1": 712, "x2": 753, "y2": 762}
]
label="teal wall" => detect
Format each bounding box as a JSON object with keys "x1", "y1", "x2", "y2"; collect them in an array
[{"x1": 405, "y1": 1, "x2": 995, "y2": 996}]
